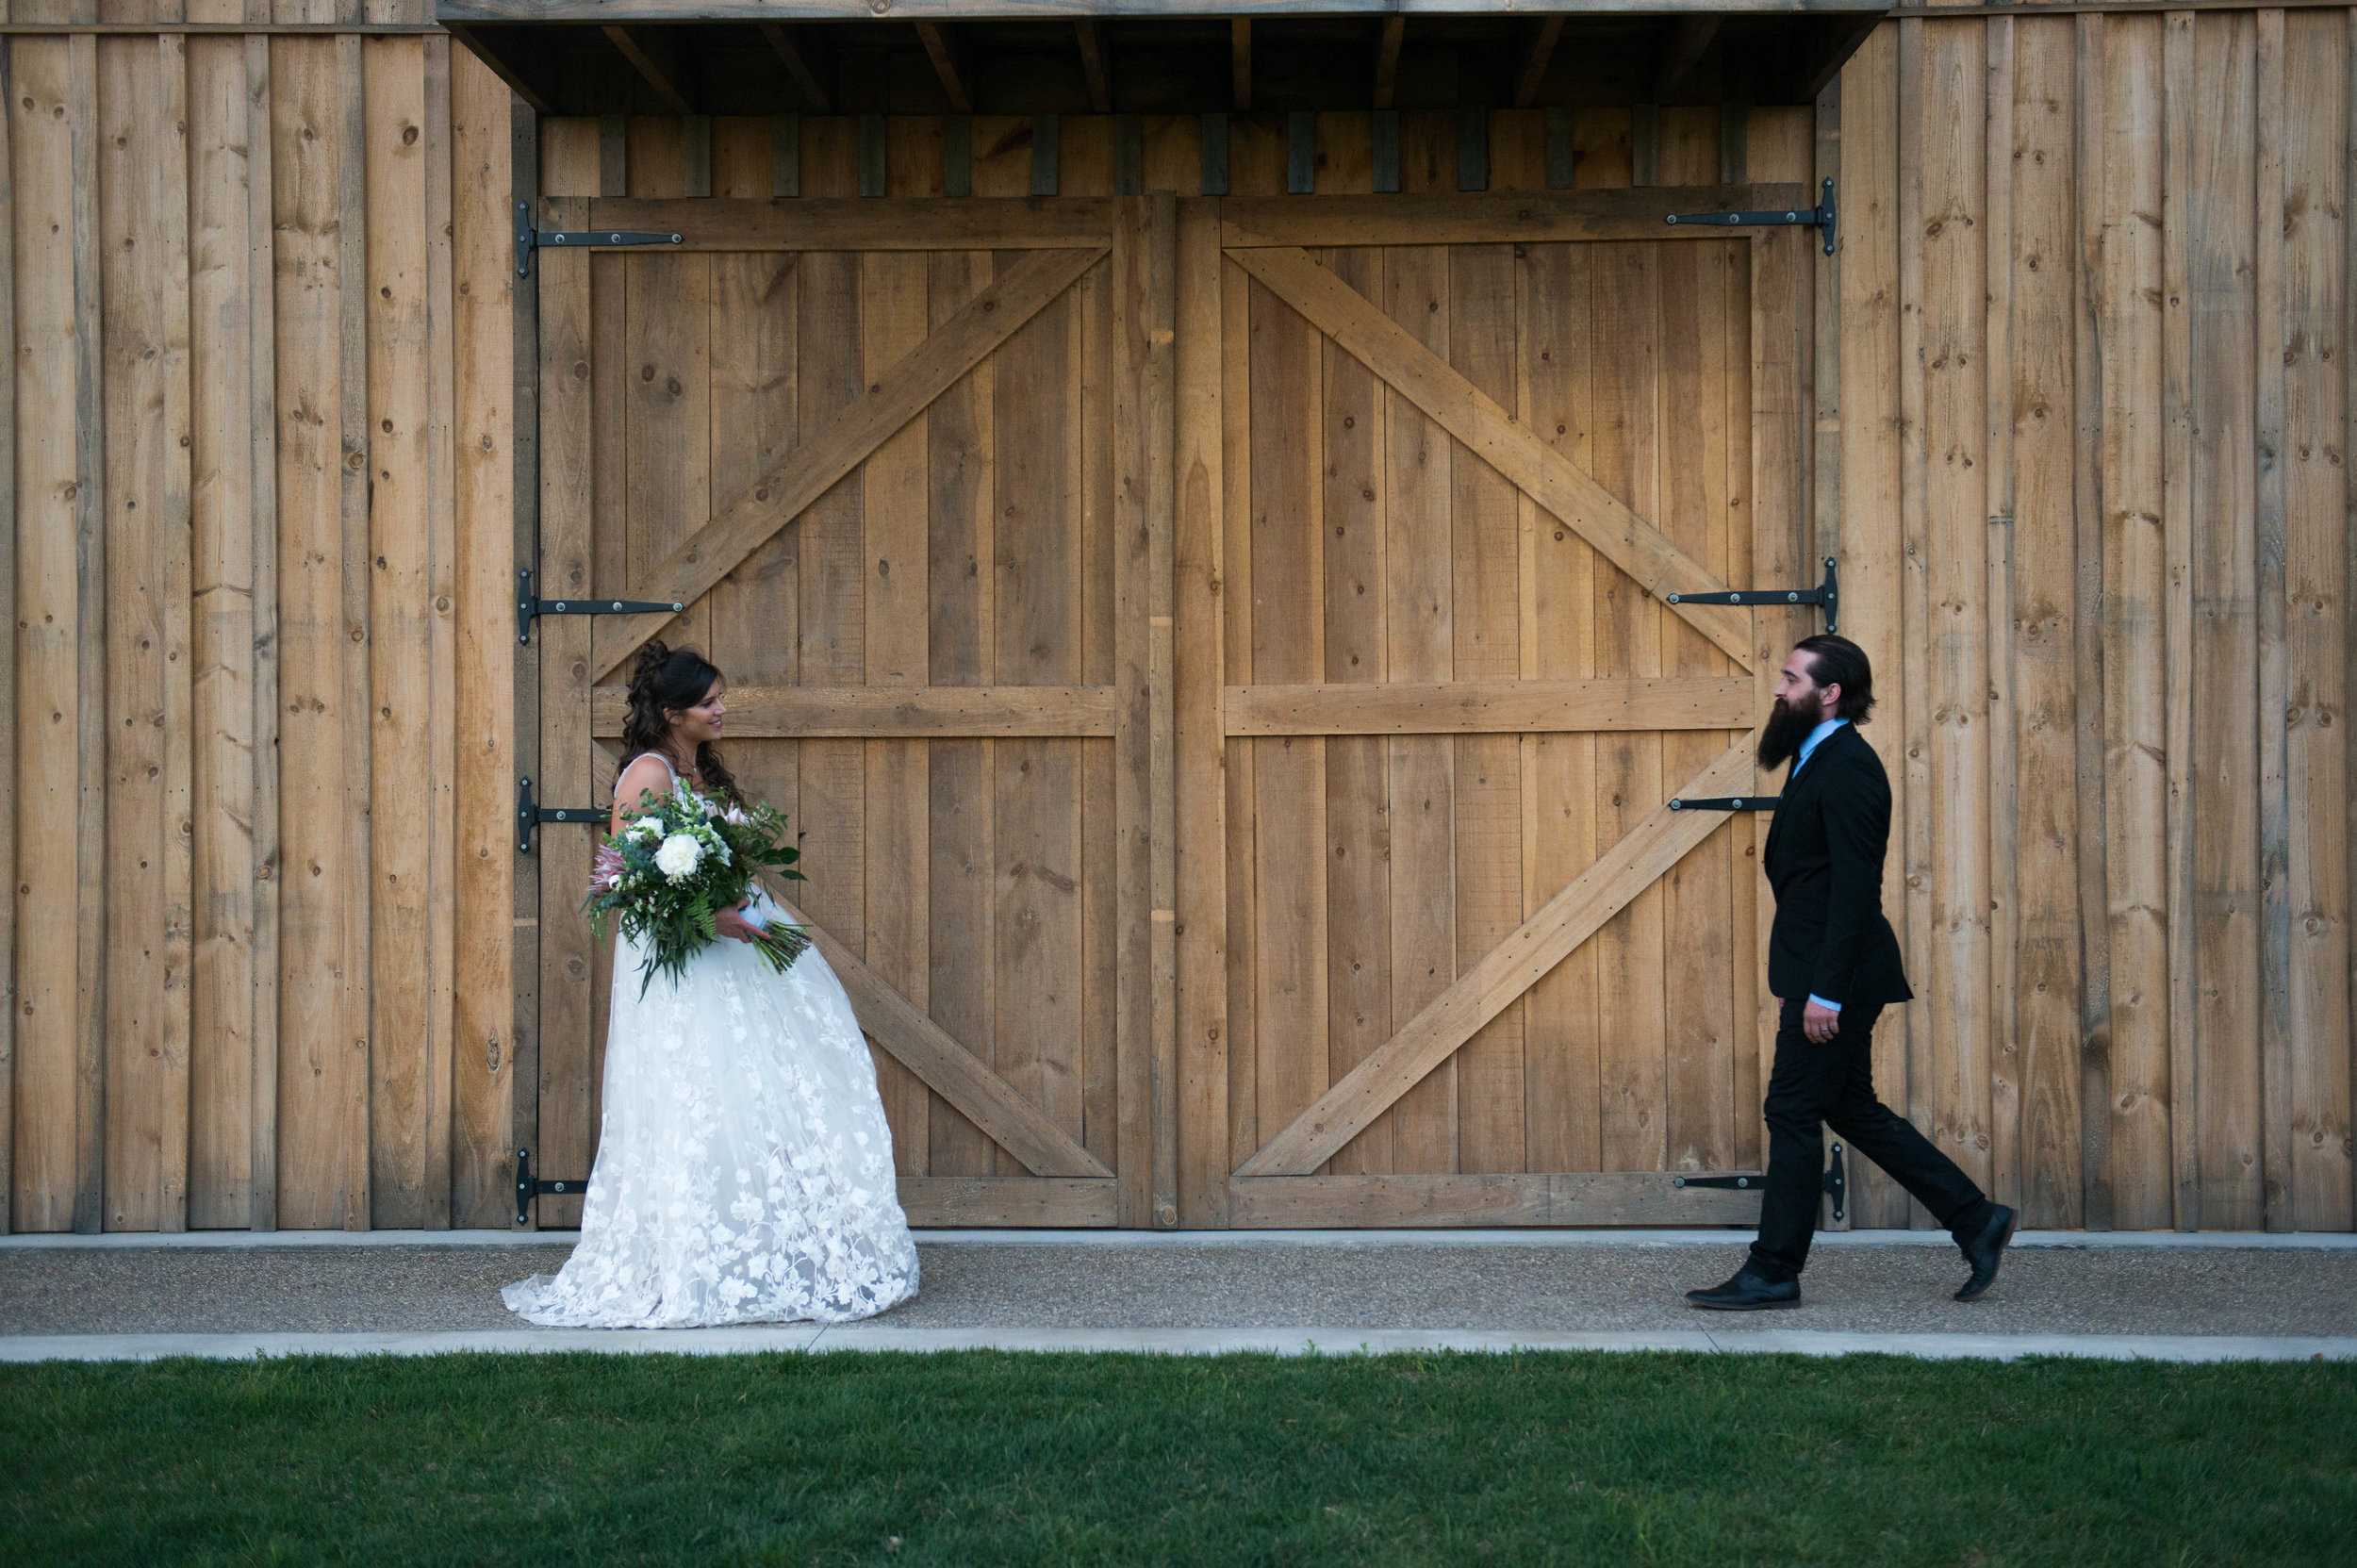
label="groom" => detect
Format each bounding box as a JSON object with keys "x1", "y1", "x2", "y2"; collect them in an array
[{"x1": 1686, "y1": 635, "x2": 2016, "y2": 1310}]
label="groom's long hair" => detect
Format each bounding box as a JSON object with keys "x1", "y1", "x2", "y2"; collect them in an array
[{"x1": 622, "y1": 641, "x2": 743, "y2": 803}]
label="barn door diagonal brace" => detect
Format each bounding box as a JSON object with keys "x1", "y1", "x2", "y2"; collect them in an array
[
  {"x1": 1665, "y1": 177, "x2": 1838, "y2": 256},
  {"x1": 517, "y1": 568, "x2": 685, "y2": 646},
  {"x1": 513, "y1": 1148, "x2": 591, "y2": 1227},
  {"x1": 517, "y1": 777, "x2": 603, "y2": 854},
  {"x1": 515, "y1": 199, "x2": 685, "y2": 277},
  {"x1": 1673, "y1": 1142, "x2": 1847, "y2": 1222},
  {"x1": 1666, "y1": 555, "x2": 1838, "y2": 633}
]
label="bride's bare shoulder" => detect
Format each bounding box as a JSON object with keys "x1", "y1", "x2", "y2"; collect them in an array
[{"x1": 614, "y1": 753, "x2": 675, "y2": 809}]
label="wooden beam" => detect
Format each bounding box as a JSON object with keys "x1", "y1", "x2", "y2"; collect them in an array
[
  {"x1": 573, "y1": 195, "x2": 1115, "y2": 250},
  {"x1": 1074, "y1": 18, "x2": 1113, "y2": 114},
  {"x1": 770, "y1": 886, "x2": 1115, "y2": 1180},
  {"x1": 437, "y1": 0, "x2": 1892, "y2": 21},
  {"x1": 1234, "y1": 738, "x2": 1757, "y2": 1178},
  {"x1": 1513, "y1": 14, "x2": 1566, "y2": 108},
  {"x1": 1230, "y1": 17, "x2": 1250, "y2": 111},
  {"x1": 1217, "y1": 185, "x2": 1813, "y2": 248},
  {"x1": 592, "y1": 684, "x2": 1121, "y2": 737},
  {"x1": 1656, "y1": 14, "x2": 1722, "y2": 102},
  {"x1": 913, "y1": 21, "x2": 972, "y2": 115},
  {"x1": 1229, "y1": 1172, "x2": 1767, "y2": 1228},
  {"x1": 602, "y1": 25, "x2": 693, "y2": 116},
  {"x1": 1228, "y1": 244, "x2": 1754, "y2": 667},
  {"x1": 1803, "y1": 12, "x2": 1886, "y2": 102},
  {"x1": 441, "y1": 23, "x2": 554, "y2": 116},
  {"x1": 1373, "y1": 15, "x2": 1405, "y2": 110},
  {"x1": 897, "y1": 1177, "x2": 1118, "y2": 1228},
  {"x1": 590, "y1": 244, "x2": 1102, "y2": 681},
  {"x1": 1223, "y1": 677, "x2": 1757, "y2": 736},
  {"x1": 756, "y1": 22, "x2": 832, "y2": 113}
]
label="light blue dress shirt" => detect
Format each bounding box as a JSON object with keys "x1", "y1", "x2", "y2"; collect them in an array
[{"x1": 1788, "y1": 718, "x2": 1851, "y2": 1015}]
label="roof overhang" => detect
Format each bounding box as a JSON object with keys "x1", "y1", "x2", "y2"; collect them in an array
[{"x1": 443, "y1": 6, "x2": 1886, "y2": 119}]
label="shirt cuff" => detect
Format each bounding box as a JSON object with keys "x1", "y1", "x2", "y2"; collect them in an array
[{"x1": 1806, "y1": 995, "x2": 1841, "y2": 1014}]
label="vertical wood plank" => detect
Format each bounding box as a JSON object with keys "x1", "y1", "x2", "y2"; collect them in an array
[
  {"x1": 245, "y1": 31, "x2": 281, "y2": 1230},
  {"x1": 1838, "y1": 25, "x2": 1918, "y2": 1226},
  {"x1": 335, "y1": 31, "x2": 371, "y2": 1230},
  {"x1": 2281, "y1": 8, "x2": 2352, "y2": 1230},
  {"x1": 186, "y1": 35, "x2": 255, "y2": 1230},
  {"x1": 861, "y1": 129, "x2": 931, "y2": 1177},
  {"x1": 2097, "y1": 16, "x2": 2174, "y2": 1229},
  {"x1": 1141, "y1": 195, "x2": 1181, "y2": 1228},
  {"x1": 2254, "y1": 5, "x2": 2293, "y2": 1231},
  {"x1": 72, "y1": 31, "x2": 107, "y2": 1235},
  {"x1": 364, "y1": 36, "x2": 436, "y2": 1230},
  {"x1": 1921, "y1": 16, "x2": 1996, "y2": 1202},
  {"x1": 1220, "y1": 253, "x2": 1257, "y2": 1178},
  {"x1": 98, "y1": 34, "x2": 194, "y2": 1231},
  {"x1": 2162, "y1": 7, "x2": 2200, "y2": 1229},
  {"x1": 2014, "y1": 14, "x2": 2090, "y2": 1229},
  {"x1": 2188, "y1": 10, "x2": 2264, "y2": 1230},
  {"x1": 420, "y1": 35, "x2": 458, "y2": 1227},
  {"x1": 1174, "y1": 195, "x2": 1228, "y2": 1225},
  {"x1": 2071, "y1": 10, "x2": 2118, "y2": 1230},
  {"x1": 1449, "y1": 239, "x2": 1526, "y2": 1176},
  {"x1": 1985, "y1": 16, "x2": 2023, "y2": 1213},
  {"x1": 450, "y1": 42, "x2": 515, "y2": 1229},
  {"x1": 11, "y1": 39, "x2": 78, "y2": 1231},
  {"x1": 0, "y1": 35, "x2": 16, "y2": 1230},
  {"x1": 1246, "y1": 270, "x2": 1327, "y2": 1164},
  {"x1": 503, "y1": 94, "x2": 539, "y2": 1230}
]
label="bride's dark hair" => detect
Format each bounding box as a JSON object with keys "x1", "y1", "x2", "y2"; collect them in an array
[{"x1": 621, "y1": 641, "x2": 740, "y2": 803}]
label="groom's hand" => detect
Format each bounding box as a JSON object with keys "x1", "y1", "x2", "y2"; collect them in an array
[
  {"x1": 714, "y1": 902, "x2": 760, "y2": 945},
  {"x1": 1803, "y1": 999, "x2": 1841, "y2": 1044}
]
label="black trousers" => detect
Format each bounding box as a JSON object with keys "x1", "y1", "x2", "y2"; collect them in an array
[{"x1": 1748, "y1": 996, "x2": 1990, "y2": 1281}]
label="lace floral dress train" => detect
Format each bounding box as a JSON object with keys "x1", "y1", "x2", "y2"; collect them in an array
[{"x1": 503, "y1": 760, "x2": 918, "y2": 1328}]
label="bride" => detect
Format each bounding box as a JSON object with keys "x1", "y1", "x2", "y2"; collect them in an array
[{"x1": 504, "y1": 642, "x2": 919, "y2": 1328}]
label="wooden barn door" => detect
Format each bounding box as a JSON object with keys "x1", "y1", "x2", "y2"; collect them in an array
[
  {"x1": 1179, "y1": 189, "x2": 1822, "y2": 1227},
  {"x1": 526, "y1": 194, "x2": 1174, "y2": 1229}
]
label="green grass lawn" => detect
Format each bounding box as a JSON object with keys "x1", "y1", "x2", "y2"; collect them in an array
[{"x1": 3, "y1": 1351, "x2": 2351, "y2": 1566}]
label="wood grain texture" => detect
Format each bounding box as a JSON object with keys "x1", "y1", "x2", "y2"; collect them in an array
[
  {"x1": 2254, "y1": 6, "x2": 2292, "y2": 1231},
  {"x1": 1228, "y1": 1171, "x2": 1765, "y2": 1228},
  {"x1": 576, "y1": 195, "x2": 1114, "y2": 252},
  {"x1": 449, "y1": 42, "x2": 513, "y2": 1229},
  {"x1": 1218, "y1": 187, "x2": 1815, "y2": 249},
  {"x1": 0, "y1": 36, "x2": 15, "y2": 1230},
  {"x1": 1225, "y1": 677, "x2": 1755, "y2": 736},
  {"x1": 1230, "y1": 244, "x2": 1755, "y2": 668},
  {"x1": 592, "y1": 684, "x2": 1116, "y2": 737}
]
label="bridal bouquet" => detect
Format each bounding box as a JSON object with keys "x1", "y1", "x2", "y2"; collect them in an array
[{"x1": 585, "y1": 786, "x2": 811, "y2": 999}]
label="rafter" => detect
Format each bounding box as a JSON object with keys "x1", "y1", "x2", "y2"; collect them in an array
[
  {"x1": 444, "y1": 23, "x2": 555, "y2": 115},
  {"x1": 1656, "y1": 15, "x2": 1723, "y2": 103},
  {"x1": 914, "y1": 20, "x2": 974, "y2": 114},
  {"x1": 1235, "y1": 739, "x2": 1759, "y2": 1178},
  {"x1": 1230, "y1": 17, "x2": 1251, "y2": 110},
  {"x1": 1372, "y1": 15, "x2": 1405, "y2": 110},
  {"x1": 602, "y1": 25, "x2": 693, "y2": 116},
  {"x1": 756, "y1": 21, "x2": 832, "y2": 113},
  {"x1": 1512, "y1": 15, "x2": 1565, "y2": 108},
  {"x1": 1075, "y1": 18, "x2": 1113, "y2": 113}
]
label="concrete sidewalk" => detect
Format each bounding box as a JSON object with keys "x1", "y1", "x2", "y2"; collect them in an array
[{"x1": 5, "y1": 1230, "x2": 2354, "y2": 1362}]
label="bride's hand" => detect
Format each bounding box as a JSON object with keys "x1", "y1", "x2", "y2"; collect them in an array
[{"x1": 713, "y1": 901, "x2": 761, "y2": 945}]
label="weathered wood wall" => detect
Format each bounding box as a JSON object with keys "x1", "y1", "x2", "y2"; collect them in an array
[
  {"x1": 3, "y1": 10, "x2": 2349, "y2": 1232},
  {"x1": 2, "y1": 25, "x2": 517, "y2": 1231}
]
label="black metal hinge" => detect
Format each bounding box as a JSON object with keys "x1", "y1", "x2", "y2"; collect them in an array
[
  {"x1": 1669, "y1": 795, "x2": 1776, "y2": 814},
  {"x1": 1671, "y1": 1142, "x2": 1848, "y2": 1223},
  {"x1": 517, "y1": 777, "x2": 603, "y2": 854},
  {"x1": 1666, "y1": 177, "x2": 1838, "y2": 256},
  {"x1": 1666, "y1": 556, "x2": 1839, "y2": 635},
  {"x1": 514, "y1": 1148, "x2": 591, "y2": 1228},
  {"x1": 515, "y1": 200, "x2": 685, "y2": 277},
  {"x1": 517, "y1": 568, "x2": 684, "y2": 646}
]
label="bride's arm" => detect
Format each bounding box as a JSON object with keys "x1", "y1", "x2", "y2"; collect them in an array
[{"x1": 609, "y1": 757, "x2": 674, "y2": 838}]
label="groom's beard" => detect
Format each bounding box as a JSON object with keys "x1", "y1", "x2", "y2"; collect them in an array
[{"x1": 1756, "y1": 697, "x2": 1821, "y2": 770}]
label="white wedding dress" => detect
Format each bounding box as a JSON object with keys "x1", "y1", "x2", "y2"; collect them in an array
[{"x1": 504, "y1": 755, "x2": 919, "y2": 1328}]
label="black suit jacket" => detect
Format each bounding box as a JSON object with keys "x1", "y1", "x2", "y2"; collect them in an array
[{"x1": 1763, "y1": 723, "x2": 1913, "y2": 1010}]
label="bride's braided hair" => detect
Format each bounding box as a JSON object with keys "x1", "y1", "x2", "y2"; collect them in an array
[{"x1": 621, "y1": 641, "x2": 741, "y2": 804}]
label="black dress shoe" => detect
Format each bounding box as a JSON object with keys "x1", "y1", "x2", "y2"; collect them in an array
[
  {"x1": 1954, "y1": 1203, "x2": 2018, "y2": 1302},
  {"x1": 1685, "y1": 1268, "x2": 1801, "y2": 1312}
]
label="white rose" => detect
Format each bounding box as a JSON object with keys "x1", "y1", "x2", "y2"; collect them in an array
[
  {"x1": 633, "y1": 816, "x2": 664, "y2": 838},
  {"x1": 654, "y1": 833, "x2": 702, "y2": 882}
]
